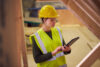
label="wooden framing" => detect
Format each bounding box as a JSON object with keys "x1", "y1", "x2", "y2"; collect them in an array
[
  {"x1": 77, "y1": 42, "x2": 100, "y2": 67},
  {"x1": 61, "y1": 0, "x2": 100, "y2": 39}
]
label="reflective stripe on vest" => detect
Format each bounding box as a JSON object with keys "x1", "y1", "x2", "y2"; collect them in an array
[
  {"x1": 59, "y1": 64, "x2": 67, "y2": 67},
  {"x1": 56, "y1": 27, "x2": 64, "y2": 57},
  {"x1": 35, "y1": 27, "x2": 64, "y2": 61},
  {"x1": 56, "y1": 27, "x2": 63, "y2": 45},
  {"x1": 35, "y1": 32, "x2": 47, "y2": 54}
]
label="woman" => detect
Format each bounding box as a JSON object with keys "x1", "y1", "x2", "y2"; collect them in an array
[{"x1": 30, "y1": 5, "x2": 71, "y2": 67}]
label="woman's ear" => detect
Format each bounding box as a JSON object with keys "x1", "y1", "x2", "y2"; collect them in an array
[
  {"x1": 43, "y1": 19, "x2": 46, "y2": 23},
  {"x1": 43, "y1": 18, "x2": 48, "y2": 23}
]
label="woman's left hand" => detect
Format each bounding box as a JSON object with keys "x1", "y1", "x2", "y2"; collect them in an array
[{"x1": 62, "y1": 45, "x2": 71, "y2": 52}]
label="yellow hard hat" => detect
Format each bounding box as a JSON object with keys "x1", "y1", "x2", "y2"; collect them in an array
[{"x1": 39, "y1": 5, "x2": 59, "y2": 18}]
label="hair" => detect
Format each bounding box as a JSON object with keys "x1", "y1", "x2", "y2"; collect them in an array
[
  {"x1": 41, "y1": 18, "x2": 48, "y2": 23},
  {"x1": 41, "y1": 18, "x2": 44, "y2": 23}
]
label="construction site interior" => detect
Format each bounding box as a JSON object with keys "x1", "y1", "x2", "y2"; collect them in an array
[{"x1": 0, "y1": 0, "x2": 100, "y2": 67}]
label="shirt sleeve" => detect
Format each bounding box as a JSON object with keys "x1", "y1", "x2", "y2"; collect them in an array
[{"x1": 31, "y1": 36, "x2": 53, "y2": 63}]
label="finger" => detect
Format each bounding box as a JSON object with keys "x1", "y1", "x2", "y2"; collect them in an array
[
  {"x1": 64, "y1": 46, "x2": 66, "y2": 48},
  {"x1": 66, "y1": 46, "x2": 70, "y2": 48},
  {"x1": 67, "y1": 45, "x2": 70, "y2": 47},
  {"x1": 62, "y1": 46, "x2": 65, "y2": 51},
  {"x1": 64, "y1": 46, "x2": 68, "y2": 49},
  {"x1": 58, "y1": 46, "x2": 62, "y2": 51},
  {"x1": 63, "y1": 45, "x2": 66, "y2": 48}
]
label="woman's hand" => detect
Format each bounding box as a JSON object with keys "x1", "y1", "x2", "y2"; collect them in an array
[
  {"x1": 62, "y1": 45, "x2": 71, "y2": 52},
  {"x1": 52, "y1": 45, "x2": 71, "y2": 56},
  {"x1": 52, "y1": 46, "x2": 62, "y2": 56}
]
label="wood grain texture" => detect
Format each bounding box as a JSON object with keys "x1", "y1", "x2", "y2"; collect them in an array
[
  {"x1": 61, "y1": 0, "x2": 100, "y2": 39},
  {"x1": 0, "y1": 0, "x2": 28, "y2": 67}
]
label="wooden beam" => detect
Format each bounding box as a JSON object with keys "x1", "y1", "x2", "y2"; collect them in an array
[
  {"x1": 61, "y1": 0, "x2": 69, "y2": 5},
  {"x1": 36, "y1": 0, "x2": 59, "y2": 1},
  {"x1": 77, "y1": 42, "x2": 100, "y2": 67},
  {"x1": 61, "y1": 0, "x2": 100, "y2": 39},
  {"x1": 0, "y1": 0, "x2": 28, "y2": 67}
]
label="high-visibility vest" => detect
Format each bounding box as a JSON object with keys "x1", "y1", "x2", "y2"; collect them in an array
[{"x1": 30, "y1": 27, "x2": 67, "y2": 67}]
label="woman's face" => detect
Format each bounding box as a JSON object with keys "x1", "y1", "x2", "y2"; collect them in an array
[{"x1": 44, "y1": 18, "x2": 56, "y2": 28}]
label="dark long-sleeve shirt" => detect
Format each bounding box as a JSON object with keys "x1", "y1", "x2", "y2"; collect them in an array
[{"x1": 31, "y1": 30, "x2": 71, "y2": 63}]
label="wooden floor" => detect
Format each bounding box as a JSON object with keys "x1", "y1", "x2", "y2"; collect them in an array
[{"x1": 26, "y1": 25, "x2": 100, "y2": 67}]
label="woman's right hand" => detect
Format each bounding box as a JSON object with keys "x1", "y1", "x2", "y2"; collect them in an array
[{"x1": 52, "y1": 46, "x2": 62, "y2": 56}]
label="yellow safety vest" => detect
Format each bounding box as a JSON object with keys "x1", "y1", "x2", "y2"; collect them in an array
[{"x1": 30, "y1": 27, "x2": 67, "y2": 67}]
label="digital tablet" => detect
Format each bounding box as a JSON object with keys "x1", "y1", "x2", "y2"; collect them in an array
[{"x1": 65, "y1": 37, "x2": 79, "y2": 47}]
